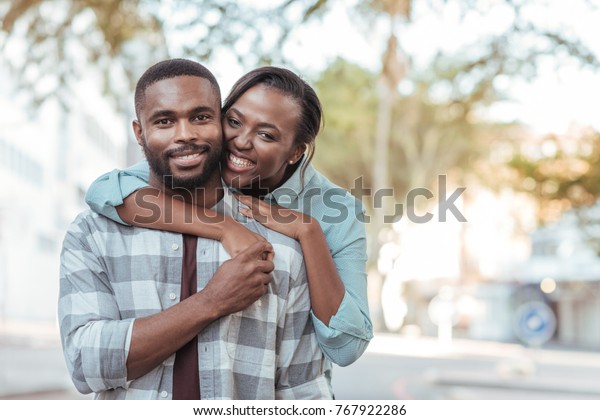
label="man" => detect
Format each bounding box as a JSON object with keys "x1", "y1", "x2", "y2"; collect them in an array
[{"x1": 58, "y1": 58, "x2": 331, "y2": 399}]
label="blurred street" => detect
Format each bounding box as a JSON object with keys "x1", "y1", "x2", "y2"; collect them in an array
[
  {"x1": 2, "y1": 322, "x2": 600, "y2": 400},
  {"x1": 0, "y1": 321, "x2": 88, "y2": 400},
  {"x1": 333, "y1": 334, "x2": 600, "y2": 399}
]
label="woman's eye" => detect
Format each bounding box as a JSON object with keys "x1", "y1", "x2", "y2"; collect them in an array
[
  {"x1": 227, "y1": 117, "x2": 240, "y2": 127},
  {"x1": 259, "y1": 132, "x2": 275, "y2": 141}
]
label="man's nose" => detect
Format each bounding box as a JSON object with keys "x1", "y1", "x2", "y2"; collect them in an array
[{"x1": 174, "y1": 120, "x2": 196, "y2": 142}]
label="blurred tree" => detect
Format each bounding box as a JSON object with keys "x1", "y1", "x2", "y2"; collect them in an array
[
  {"x1": 502, "y1": 128, "x2": 600, "y2": 222},
  {"x1": 0, "y1": 0, "x2": 333, "y2": 107},
  {"x1": 313, "y1": 57, "x2": 494, "y2": 210},
  {"x1": 2, "y1": 0, "x2": 597, "y2": 137},
  {"x1": 496, "y1": 126, "x2": 600, "y2": 254},
  {"x1": 312, "y1": 59, "x2": 378, "y2": 189},
  {"x1": 2, "y1": 0, "x2": 600, "y2": 325},
  {"x1": 0, "y1": 0, "x2": 167, "y2": 109},
  {"x1": 312, "y1": 57, "x2": 502, "y2": 311},
  {"x1": 309, "y1": 0, "x2": 598, "y2": 329},
  {"x1": 310, "y1": 1, "x2": 600, "y2": 307},
  {"x1": 4, "y1": 0, "x2": 597, "y2": 106}
]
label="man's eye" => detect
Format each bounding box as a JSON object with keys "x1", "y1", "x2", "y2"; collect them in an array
[
  {"x1": 194, "y1": 114, "x2": 210, "y2": 121},
  {"x1": 157, "y1": 119, "x2": 171, "y2": 125}
]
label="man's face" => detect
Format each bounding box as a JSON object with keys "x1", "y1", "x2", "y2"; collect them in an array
[{"x1": 134, "y1": 75, "x2": 222, "y2": 191}]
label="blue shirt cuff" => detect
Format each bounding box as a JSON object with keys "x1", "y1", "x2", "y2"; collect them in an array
[
  {"x1": 85, "y1": 170, "x2": 149, "y2": 226},
  {"x1": 310, "y1": 292, "x2": 373, "y2": 348}
]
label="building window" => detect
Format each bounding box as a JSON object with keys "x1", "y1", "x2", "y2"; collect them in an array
[
  {"x1": 83, "y1": 114, "x2": 114, "y2": 157},
  {"x1": 0, "y1": 137, "x2": 44, "y2": 185}
]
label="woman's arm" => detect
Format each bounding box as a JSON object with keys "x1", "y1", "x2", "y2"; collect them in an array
[
  {"x1": 121, "y1": 188, "x2": 270, "y2": 257},
  {"x1": 85, "y1": 160, "x2": 151, "y2": 225},
  {"x1": 85, "y1": 161, "x2": 270, "y2": 257},
  {"x1": 236, "y1": 194, "x2": 372, "y2": 366},
  {"x1": 237, "y1": 195, "x2": 344, "y2": 322}
]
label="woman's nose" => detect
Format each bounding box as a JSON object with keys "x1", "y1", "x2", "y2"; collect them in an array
[{"x1": 231, "y1": 130, "x2": 252, "y2": 149}]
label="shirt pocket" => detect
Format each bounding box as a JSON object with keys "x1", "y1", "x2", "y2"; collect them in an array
[{"x1": 226, "y1": 294, "x2": 278, "y2": 366}]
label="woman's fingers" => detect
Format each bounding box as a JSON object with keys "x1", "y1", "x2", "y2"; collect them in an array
[
  {"x1": 234, "y1": 192, "x2": 304, "y2": 239},
  {"x1": 236, "y1": 194, "x2": 268, "y2": 222}
]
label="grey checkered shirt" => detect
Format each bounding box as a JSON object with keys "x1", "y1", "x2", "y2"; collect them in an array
[{"x1": 58, "y1": 190, "x2": 332, "y2": 399}]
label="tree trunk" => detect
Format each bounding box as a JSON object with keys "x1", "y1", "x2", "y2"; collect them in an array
[{"x1": 369, "y1": 22, "x2": 408, "y2": 330}]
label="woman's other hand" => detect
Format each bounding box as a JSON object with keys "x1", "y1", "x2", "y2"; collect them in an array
[
  {"x1": 220, "y1": 216, "x2": 274, "y2": 261},
  {"x1": 234, "y1": 193, "x2": 318, "y2": 242}
]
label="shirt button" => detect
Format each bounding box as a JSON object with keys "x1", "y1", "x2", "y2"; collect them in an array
[
  {"x1": 160, "y1": 390, "x2": 168, "y2": 398},
  {"x1": 171, "y1": 243, "x2": 179, "y2": 251},
  {"x1": 257, "y1": 300, "x2": 262, "y2": 307},
  {"x1": 169, "y1": 293, "x2": 177, "y2": 300}
]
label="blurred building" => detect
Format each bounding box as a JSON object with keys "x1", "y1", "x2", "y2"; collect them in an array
[
  {"x1": 376, "y1": 179, "x2": 600, "y2": 347},
  {"x1": 0, "y1": 64, "x2": 129, "y2": 324},
  {"x1": 507, "y1": 209, "x2": 600, "y2": 349},
  {"x1": 377, "y1": 183, "x2": 527, "y2": 332}
]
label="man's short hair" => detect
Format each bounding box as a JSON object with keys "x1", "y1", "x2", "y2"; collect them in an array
[{"x1": 134, "y1": 58, "x2": 221, "y2": 119}]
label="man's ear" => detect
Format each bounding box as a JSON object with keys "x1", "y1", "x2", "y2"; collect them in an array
[{"x1": 132, "y1": 120, "x2": 143, "y2": 146}]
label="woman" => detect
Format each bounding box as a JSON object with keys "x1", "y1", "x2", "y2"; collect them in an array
[{"x1": 86, "y1": 67, "x2": 373, "y2": 373}]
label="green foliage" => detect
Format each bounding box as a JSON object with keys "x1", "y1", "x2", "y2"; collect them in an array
[
  {"x1": 313, "y1": 57, "x2": 500, "y2": 207},
  {"x1": 503, "y1": 128, "x2": 600, "y2": 223},
  {"x1": 0, "y1": 0, "x2": 332, "y2": 107},
  {"x1": 0, "y1": 0, "x2": 164, "y2": 107},
  {"x1": 312, "y1": 58, "x2": 378, "y2": 190}
]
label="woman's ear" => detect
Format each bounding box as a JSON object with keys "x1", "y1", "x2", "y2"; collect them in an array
[{"x1": 289, "y1": 144, "x2": 307, "y2": 165}]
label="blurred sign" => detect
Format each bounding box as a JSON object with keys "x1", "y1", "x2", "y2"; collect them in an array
[
  {"x1": 513, "y1": 301, "x2": 557, "y2": 346},
  {"x1": 428, "y1": 287, "x2": 459, "y2": 345},
  {"x1": 428, "y1": 290, "x2": 459, "y2": 326},
  {"x1": 381, "y1": 276, "x2": 407, "y2": 332}
]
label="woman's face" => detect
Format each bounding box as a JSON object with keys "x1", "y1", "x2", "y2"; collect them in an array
[{"x1": 221, "y1": 84, "x2": 305, "y2": 193}]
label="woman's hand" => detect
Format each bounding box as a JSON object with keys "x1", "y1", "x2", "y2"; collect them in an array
[
  {"x1": 234, "y1": 193, "x2": 317, "y2": 241},
  {"x1": 220, "y1": 217, "x2": 274, "y2": 261}
]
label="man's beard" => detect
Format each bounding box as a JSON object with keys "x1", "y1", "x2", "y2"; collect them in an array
[{"x1": 141, "y1": 136, "x2": 222, "y2": 191}]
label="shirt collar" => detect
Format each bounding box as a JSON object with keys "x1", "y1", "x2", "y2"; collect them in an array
[
  {"x1": 213, "y1": 181, "x2": 236, "y2": 214},
  {"x1": 264, "y1": 156, "x2": 316, "y2": 206},
  {"x1": 222, "y1": 156, "x2": 316, "y2": 205}
]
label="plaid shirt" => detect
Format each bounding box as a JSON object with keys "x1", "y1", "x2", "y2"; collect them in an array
[
  {"x1": 58, "y1": 190, "x2": 331, "y2": 400},
  {"x1": 86, "y1": 159, "x2": 372, "y2": 370}
]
